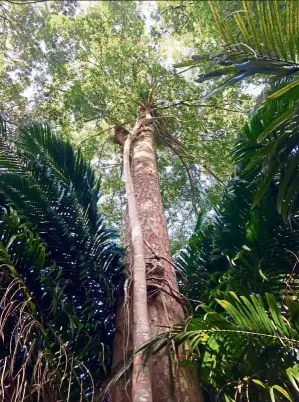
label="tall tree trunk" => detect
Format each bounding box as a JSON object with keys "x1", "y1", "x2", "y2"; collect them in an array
[
  {"x1": 123, "y1": 130, "x2": 152, "y2": 402},
  {"x1": 111, "y1": 107, "x2": 203, "y2": 402}
]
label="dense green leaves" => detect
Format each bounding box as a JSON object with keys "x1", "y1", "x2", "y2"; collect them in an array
[
  {"x1": 175, "y1": 1, "x2": 299, "y2": 95},
  {"x1": 169, "y1": 3, "x2": 299, "y2": 398},
  {"x1": 0, "y1": 117, "x2": 122, "y2": 400},
  {"x1": 175, "y1": 1, "x2": 299, "y2": 220},
  {"x1": 232, "y1": 78, "x2": 299, "y2": 221},
  {"x1": 129, "y1": 290, "x2": 299, "y2": 401},
  {"x1": 179, "y1": 293, "x2": 299, "y2": 401},
  {"x1": 0, "y1": 208, "x2": 86, "y2": 401},
  {"x1": 1, "y1": 2, "x2": 299, "y2": 401},
  {"x1": 173, "y1": 157, "x2": 299, "y2": 400},
  {"x1": 0, "y1": 0, "x2": 252, "y2": 245},
  {"x1": 177, "y1": 177, "x2": 299, "y2": 306}
]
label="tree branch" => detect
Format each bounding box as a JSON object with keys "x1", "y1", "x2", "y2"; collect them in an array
[
  {"x1": 158, "y1": 132, "x2": 200, "y2": 215},
  {"x1": 5, "y1": 0, "x2": 46, "y2": 4},
  {"x1": 155, "y1": 99, "x2": 246, "y2": 114},
  {"x1": 201, "y1": 163, "x2": 224, "y2": 185}
]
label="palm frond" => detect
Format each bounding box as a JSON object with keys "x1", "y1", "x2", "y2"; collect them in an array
[
  {"x1": 184, "y1": 292, "x2": 299, "y2": 343},
  {"x1": 233, "y1": 77, "x2": 299, "y2": 220},
  {"x1": 0, "y1": 117, "x2": 123, "y2": 399},
  {"x1": 175, "y1": 1, "x2": 299, "y2": 100},
  {"x1": 179, "y1": 292, "x2": 299, "y2": 401},
  {"x1": 18, "y1": 122, "x2": 100, "y2": 230},
  {"x1": 176, "y1": 177, "x2": 299, "y2": 306},
  {"x1": 132, "y1": 293, "x2": 299, "y2": 401},
  {"x1": 175, "y1": 3, "x2": 299, "y2": 218},
  {"x1": 287, "y1": 365, "x2": 299, "y2": 394},
  {"x1": 0, "y1": 208, "x2": 96, "y2": 401}
]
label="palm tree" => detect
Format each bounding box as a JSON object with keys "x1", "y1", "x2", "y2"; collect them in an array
[{"x1": 0, "y1": 116, "x2": 122, "y2": 401}]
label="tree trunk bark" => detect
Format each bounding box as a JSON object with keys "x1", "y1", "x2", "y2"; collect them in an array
[
  {"x1": 111, "y1": 107, "x2": 203, "y2": 402},
  {"x1": 123, "y1": 131, "x2": 152, "y2": 402}
]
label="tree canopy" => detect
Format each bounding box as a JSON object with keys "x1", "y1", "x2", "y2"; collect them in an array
[{"x1": 0, "y1": 0, "x2": 253, "y2": 249}]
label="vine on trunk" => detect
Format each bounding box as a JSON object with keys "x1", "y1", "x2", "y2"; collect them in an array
[{"x1": 123, "y1": 123, "x2": 153, "y2": 402}]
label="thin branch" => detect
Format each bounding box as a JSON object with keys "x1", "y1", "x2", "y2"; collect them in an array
[
  {"x1": 170, "y1": 139, "x2": 225, "y2": 185},
  {"x1": 91, "y1": 162, "x2": 122, "y2": 169},
  {"x1": 147, "y1": 274, "x2": 191, "y2": 305},
  {"x1": 78, "y1": 126, "x2": 112, "y2": 147},
  {"x1": 222, "y1": 10, "x2": 247, "y2": 22},
  {"x1": 192, "y1": 103, "x2": 246, "y2": 114},
  {"x1": 179, "y1": 156, "x2": 199, "y2": 215},
  {"x1": 44, "y1": 85, "x2": 69, "y2": 93},
  {"x1": 228, "y1": 42, "x2": 257, "y2": 58},
  {"x1": 157, "y1": 118, "x2": 225, "y2": 191},
  {"x1": 98, "y1": 133, "x2": 113, "y2": 161},
  {"x1": 3, "y1": 118, "x2": 18, "y2": 127},
  {"x1": 5, "y1": 0, "x2": 46, "y2": 4},
  {"x1": 147, "y1": 282, "x2": 186, "y2": 308},
  {"x1": 158, "y1": 129, "x2": 190, "y2": 157},
  {"x1": 158, "y1": 132, "x2": 200, "y2": 215},
  {"x1": 155, "y1": 100, "x2": 246, "y2": 114},
  {"x1": 161, "y1": 4, "x2": 186, "y2": 15},
  {"x1": 155, "y1": 97, "x2": 212, "y2": 108},
  {"x1": 153, "y1": 120, "x2": 200, "y2": 214},
  {"x1": 201, "y1": 163, "x2": 224, "y2": 185},
  {"x1": 176, "y1": 65, "x2": 199, "y2": 75}
]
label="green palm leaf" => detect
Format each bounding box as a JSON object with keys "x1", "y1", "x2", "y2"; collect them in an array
[
  {"x1": 127, "y1": 293, "x2": 299, "y2": 401},
  {"x1": 233, "y1": 78, "x2": 299, "y2": 220},
  {"x1": 182, "y1": 293, "x2": 299, "y2": 345},
  {"x1": 176, "y1": 177, "x2": 299, "y2": 307},
  {"x1": 0, "y1": 207, "x2": 96, "y2": 401},
  {"x1": 174, "y1": 3, "x2": 299, "y2": 219},
  {"x1": 0, "y1": 116, "x2": 123, "y2": 400}
]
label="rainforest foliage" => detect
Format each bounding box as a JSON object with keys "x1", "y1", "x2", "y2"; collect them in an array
[
  {"x1": 0, "y1": 1, "x2": 299, "y2": 401},
  {"x1": 0, "y1": 0, "x2": 251, "y2": 250}
]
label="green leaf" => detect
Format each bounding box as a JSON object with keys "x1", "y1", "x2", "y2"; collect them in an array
[
  {"x1": 257, "y1": 106, "x2": 295, "y2": 143},
  {"x1": 252, "y1": 161, "x2": 279, "y2": 208},
  {"x1": 258, "y1": 269, "x2": 269, "y2": 281},
  {"x1": 270, "y1": 385, "x2": 292, "y2": 402},
  {"x1": 266, "y1": 293, "x2": 291, "y2": 337},
  {"x1": 253, "y1": 379, "x2": 267, "y2": 389},
  {"x1": 268, "y1": 79, "x2": 299, "y2": 100},
  {"x1": 224, "y1": 395, "x2": 235, "y2": 402},
  {"x1": 242, "y1": 244, "x2": 251, "y2": 251},
  {"x1": 286, "y1": 365, "x2": 299, "y2": 392}
]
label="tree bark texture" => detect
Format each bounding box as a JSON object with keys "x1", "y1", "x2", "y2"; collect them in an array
[
  {"x1": 111, "y1": 108, "x2": 203, "y2": 402},
  {"x1": 123, "y1": 131, "x2": 152, "y2": 402},
  {"x1": 110, "y1": 291, "x2": 132, "y2": 402}
]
